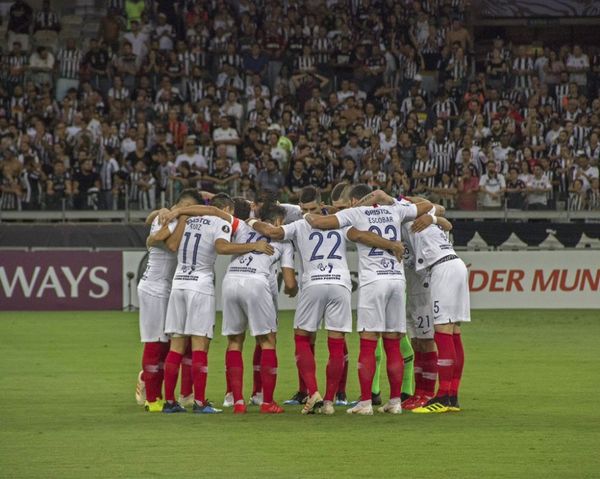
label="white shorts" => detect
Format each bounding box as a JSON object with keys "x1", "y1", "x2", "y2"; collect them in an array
[
  {"x1": 138, "y1": 289, "x2": 169, "y2": 343},
  {"x1": 429, "y1": 258, "x2": 471, "y2": 325},
  {"x1": 294, "y1": 284, "x2": 352, "y2": 333},
  {"x1": 222, "y1": 277, "x2": 277, "y2": 337},
  {"x1": 405, "y1": 268, "x2": 434, "y2": 339},
  {"x1": 357, "y1": 280, "x2": 406, "y2": 333},
  {"x1": 164, "y1": 288, "x2": 216, "y2": 338}
]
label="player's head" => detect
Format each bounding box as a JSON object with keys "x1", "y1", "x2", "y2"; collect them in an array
[
  {"x1": 175, "y1": 188, "x2": 203, "y2": 208},
  {"x1": 210, "y1": 193, "x2": 235, "y2": 214},
  {"x1": 299, "y1": 186, "x2": 321, "y2": 215},
  {"x1": 331, "y1": 182, "x2": 351, "y2": 210},
  {"x1": 260, "y1": 202, "x2": 286, "y2": 227},
  {"x1": 232, "y1": 196, "x2": 251, "y2": 220},
  {"x1": 348, "y1": 183, "x2": 372, "y2": 206}
]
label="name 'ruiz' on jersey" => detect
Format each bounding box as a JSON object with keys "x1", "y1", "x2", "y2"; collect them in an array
[
  {"x1": 401, "y1": 220, "x2": 455, "y2": 272},
  {"x1": 282, "y1": 219, "x2": 352, "y2": 291},
  {"x1": 226, "y1": 221, "x2": 294, "y2": 283},
  {"x1": 138, "y1": 217, "x2": 178, "y2": 297},
  {"x1": 172, "y1": 215, "x2": 232, "y2": 291},
  {"x1": 335, "y1": 202, "x2": 417, "y2": 286}
]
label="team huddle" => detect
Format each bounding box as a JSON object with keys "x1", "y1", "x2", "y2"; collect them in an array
[{"x1": 135, "y1": 183, "x2": 470, "y2": 415}]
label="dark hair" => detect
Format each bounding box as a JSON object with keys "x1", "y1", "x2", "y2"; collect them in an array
[
  {"x1": 211, "y1": 192, "x2": 234, "y2": 210},
  {"x1": 257, "y1": 189, "x2": 278, "y2": 204},
  {"x1": 232, "y1": 196, "x2": 251, "y2": 220},
  {"x1": 349, "y1": 183, "x2": 372, "y2": 201},
  {"x1": 260, "y1": 202, "x2": 286, "y2": 224},
  {"x1": 299, "y1": 185, "x2": 320, "y2": 204},
  {"x1": 331, "y1": 182, "x2": 348, "y2": 202},
  {"x1": 176, "y1": 188, "x2": 203, "y2": 204}
]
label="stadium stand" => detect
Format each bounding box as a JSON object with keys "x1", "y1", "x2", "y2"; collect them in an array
[{"x1": 0, "y1": 0, "x2": 599, "y2": 220}]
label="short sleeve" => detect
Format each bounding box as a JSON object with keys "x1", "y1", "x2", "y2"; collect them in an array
[
  {"x1": 281, "y1": 221, "x2": 299, "y2": 241},
  {"x1": 279, "y1": 243, "x2": 295, "y2": 269},
  {"x1": 479, "y1": 176, "x2": 486, "y2": 187},
  {"x1": 392, "y1": 199, "x2": 418, "y2": 223},
  {"x1": 167, "y1": 219, "x2": 178, "y2": 234},
  {"x1": 213, "y1": 217, "x2": 232, "y2": 242},
  {"x1": 335, "y1": 208, "x2": 360, "y2": 228},
  {"x1": 341, "y1": 226, "x2": 352, "y2": 241}
]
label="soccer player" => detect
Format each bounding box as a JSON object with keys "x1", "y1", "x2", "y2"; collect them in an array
[
  {"x1": 401, "y1": 212, "x2": 454, "y2": 411},
  {"x1": 136, "y1": 188, "x2": 203, "y2": 412},
  {"x1": 306, "y1": 184, "x2": 433, "y2": 415},
  {"x1": 250, "y1": 186, "x2": 405, "y2": 415},
  {"x1": 222, "y1": 201, "x2": 298, "y2": 414},
  {"x1": 136, "y1": 188, "x2": 232, "y2": 412},
  {"x1": 161, "y1": 193, "x2": 274, "y2": 414},
  {"x1": 359, "y1": 190, "x2": 470, "y2": 413}
]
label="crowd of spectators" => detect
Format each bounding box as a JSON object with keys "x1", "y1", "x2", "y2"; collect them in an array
[{"x1": 0, "y1": 0, "x2": 599, "y2": 213}]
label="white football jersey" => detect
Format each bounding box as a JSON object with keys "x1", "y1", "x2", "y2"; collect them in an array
[
  {"x1": 335, "y1": 203, "x2": 417, "y2": 286},
  {"x1": 172, "y1": 215, "x2": 232, "y2": 292},
  {"x1": 138, "y1": 217, "x2": 178, "y2": 297},
  {"x1": 282, "y1": 219, "x2": 351, "y2": 291},
  {"x1": 280, "y1": 203, "x2": 303, "y2": 224},
  {"x1": 401, "y1": 215, "x2": 456, "y2": 272},
  {"x1": 226, "y1": 221, "x2": 294, "y2": 284}
]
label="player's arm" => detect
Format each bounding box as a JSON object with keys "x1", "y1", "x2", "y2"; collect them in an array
[
  {"x1": 354, "y1": 189, "x2": 395, "y2": 206},
  {"x1": 214, "y1": 238, "x2": 274, "y2": 256},
  {"x1": 163, "y1": 205, "x2": 233, "y2": 224},
  {"x1": 406, "y1": 196, "x2": 445, "y2": 216},
  {"x1": 165, "y1": 216, "x2": 188, "y2": 252},
  {"x1": 282, "y1": 267, "x2": 298, "y2": 298},
  {"x1": 347, "y1": 227, "x2": 405, "y2": 261},
  {"x1": 304, "y1": 213, "x2": 340, "y2": 230},
  {"x1": 249, "y1": 220, "x2": 285, "y2": 240},
  {"x1": 411, "y1": 214, "x2": 453, "y2": 233},
  {"x1": 146, "y1": 223, "x2": 174, "y2": 248},
  {"x1": 145, "y1": 208, "x2": 169, "y2": 225}
]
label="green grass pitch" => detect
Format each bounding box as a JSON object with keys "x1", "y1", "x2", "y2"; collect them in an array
[{"x1": 0, "y1": 310, "x2": 599, "y2": 479}]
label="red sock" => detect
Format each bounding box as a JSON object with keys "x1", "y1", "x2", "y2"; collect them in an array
[
  {"x1": 422, "y1": 351, "x2": 439, "y2": 398},
  {"x1": 297, "y1": 342, "x2": 316, "y2": 394},
  {"x1": 191, "y1": 350, "x2": 208, "y2": 403},
  {"x1": 450, "y1": 333, "x2": 464, "y2": 397},
  {"x1": 383, "y1": 337, "x2": 404, "y2": 400},
  {"x1": 358, "y1": 338, "x2": 378, "y2": 401},
  {"x1": 163, "y1": 351, "x2": 183, "y2": 402},
  {"x1": 413, "y1": 350, "x2": 424, "y2": 396},
  {"x1": 142, "y1": 342, "x2": 163, "y2": 402},
  {"x1": 180, "y1": 349, "x2": 193, "y2": 397},
  {"x1": 294, "y1": 334, "x2": 318, "y2": 395},
  {"x1": 157, "y1": 342, "x2": 170, "y2": 399},
  {"x1": 225, "y1": 350, "x2": 244, "y2": 403},
  {"x1": 261, "y1": 348, "x2": 278, "y2": 404},
  {"x1": 324, "y1": 337, "x2": 345, "y2": 402},
  {"x1": 434, "y1": 332, "x2": 456, "y2": 397},
  {"x1": 252, "y1": 344, "x2": 262, "y2": 396},
  {"x1": 337, "y1": 340, "x2": 349, "y2": 395}
]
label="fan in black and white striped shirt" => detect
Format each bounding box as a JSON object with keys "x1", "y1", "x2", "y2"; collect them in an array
[
  {"x1": 34, "y1": 2, "x2": 60, "y2": 33},
  {"x1": 512, "y1": 47, "x2": 534, "y2": 90},
  {"x1": 428, "y1": 129, "x2": 455, "y2": 177}
]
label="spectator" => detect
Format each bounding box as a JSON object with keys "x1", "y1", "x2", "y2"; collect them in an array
[
  {"x1": 505, "y1": 167, "x2": 527, "y2": 210},
  {"x1": 45, "y1": 160, "x2": 72, "y2": 209},
  {"x1": 7, "y1": 0, "x2": 33, "y2": 52},
  {"x1": 72, "y1": 158, "x2": 100, "y2": 209},
  {"x1": 285, "y1": 159, "x2": 310, "y2": 202},
  {"x1": 33, "y1": 0, "x2": 60, "y2": 34},
  {"x1": 457, "y1": 166, "x2": 479, "y2": 210},
  {"x1": 526, "y1": 164, "x2": 552, "y2": 210},
  {"x1": 175, "y1": 136, "x2": 207, "y2": 173},
  {"x1": 479, "y1": 160, "x2": 506, "y2": 209},
  {"x1": 568, "y1": 178, "x2": 586, "y2": 211},
  {"x1": 257, "y1": 158, "x2": 285, "y2": 196}
]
